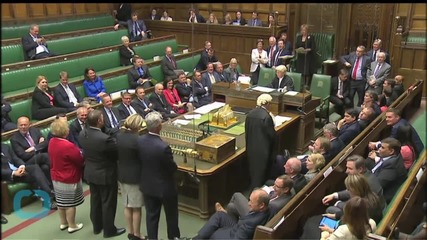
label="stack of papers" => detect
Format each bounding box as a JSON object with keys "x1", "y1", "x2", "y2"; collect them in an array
[
  {"x1": 251, "y1": 86, "x2": 275, "y2": 93},
  {"x1": 183, "y1": 114, "x2": 202, "y2": 120},
  {"x1": 194, "y1": 102, "x2": 226, "y2": 114},
  {"x1": 274, "y1": 116, "x2": 292, "y2": 127},
  {"x1": 285, "y1": 91, "x2": 299, "y2": 96}
]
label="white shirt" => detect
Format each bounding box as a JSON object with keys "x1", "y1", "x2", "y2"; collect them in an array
[{"x1": 61, "y1": 83, "x2": 78, "y2": 105}]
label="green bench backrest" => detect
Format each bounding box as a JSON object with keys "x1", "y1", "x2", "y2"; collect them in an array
[
  {"x1": 134, "y1": 39, "x2": 178, "y2": 61},
  {"x1": 2, "y1": 15, "x2": 115, "y2": 40},
  {"x1": 9, "y1": 99, "x2": 32, "y2": 123},
  {"x1": 286, "y1": 72, "x2": 302, "y2": 92},
  {"x1": 103, "y1": 75, "x2": 130, "y2": 93},
  {"x1": 177, "y1": 54, "x2": 201, "y2": 73},
  {"x1": 258, "y1": 67, "x2": 275, "y2": 87},
  {"x1": 2, "y1": 29, "x2": 128, "y2": 65},
  {"x1": 296, "y1": 32, "x2": 335, "y2": 73}
]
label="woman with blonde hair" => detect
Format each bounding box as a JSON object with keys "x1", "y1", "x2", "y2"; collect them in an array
[
  {"x1": 207, "y1": 12, "x2": 219, "y2": 24},
  {"x1": 320, "y1": 196, "x2": 376, "y2": 239},
  {"x1": 48, "y1": 119, "x2": 85, "y2": 233},
  {"x1": 32, "y1": 75, "x2": 68, "y2": 120},
  {"x1": 224, "y1": 58, "x2": 241, "y2": 83},
  {"x1": 223, "y1": 13, "x2": 232, "y2": 25},
  {"x1": 304, "y1": 153, "x2": 325, "y2": 182},
  {"x1": 117, "y1": 114, "x2": 146, "y2": 240}
]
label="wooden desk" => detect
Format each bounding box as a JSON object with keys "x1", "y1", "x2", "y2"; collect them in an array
[
  {"x1": 170, "y1": 109, "x2": 299, "y2": 219},
  {"x1": 212, "y1": 82, "x2": 319, "y2": 154}
]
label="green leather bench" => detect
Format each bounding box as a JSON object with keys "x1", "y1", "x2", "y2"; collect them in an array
[
  {"x1": 290, "y1": 32, "x2": 335, "y2": 74},
  {"x1": 258, "y1": 67, "x2": 275, "y2": 87},
  {"x1": 2, "y1": 29, "x2": 128, "y2": 65},
  {"x1": 2, "y1": 15, "x2": 115, "y2": 40},
  {"x1": 2, "y1": 39, "x2": 181, "y2": 99}
]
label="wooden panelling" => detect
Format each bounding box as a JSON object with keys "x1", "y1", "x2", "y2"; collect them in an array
[
  {"x1": 45, "y1": 4, "x2": 59, "y2": 17},
  {"x1": 412, "y1": 19, "x2": 426, "y2": 30},
  {"x1": 2, "y1": 4, "x2": 14, "y2": 20},
  {"x1": 256, "y1": 3, "x2": 271, "y2": 13},
  {"x1": 241, "y1": 4, "x2": 254, "y2": 12},
  {"x1": 401, "y1": 49, "x2": 414, "y2": 68},
  {"x1": 59, "y1": 3, "x2": 74, "y2": 15},
  {"x1": 413, "y1": 48, "x2": 426, "y2": 69},
  {"x1": 29, "y1": 3, "x2": 45, "y2": 18},
  {"x1": 73, "y1": 4, "x2": 87, "y2": 15},
  {"x1": 226, "y1": 4, "x2": 241, "y2": 12},
  {"x1": 97, "y1": 3, "x2": 111, "y2": 13},
  {"x1": 85, "y1": 3, "x2": 99, "y2": 13},
  {"x1": 13, "y1": 4, "x2": 28, "y2": 19},
  {"x1": 396, "y1": 4, "x2": 409, "y2": 16},
  {"x1": 413, "y1": 3, "x2": 426, "y2": 16},
  {"x1": 210, "y1": 4, "x2": 223, "y2": 11}
]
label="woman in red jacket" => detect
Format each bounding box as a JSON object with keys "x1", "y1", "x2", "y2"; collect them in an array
[
  {"x1": 163, "y1": 77, "x2": 193, "y2": 114},
  {"x1": 48, "y1": 119, "x2": 85, "y2": 233}
]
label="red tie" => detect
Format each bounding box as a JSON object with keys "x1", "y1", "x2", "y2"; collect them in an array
[
  {"x1": 352, "y1": 57, "x2": 360, "y2": 80},
  {"x1": 270, "y1": 47, "x2": 274, "y2": 66}
]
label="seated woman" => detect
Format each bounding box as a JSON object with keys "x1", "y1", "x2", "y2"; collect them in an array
[
  {"x1": 267, "y1": 13, "x2": 275, "y2": 28},
  {"x1": 396, "y1": 124, "x2": 416, "y2": 170},
  {"x1": 223, "y1": 13, "x2": 233, "y2": 25},
  {"x1": 304, "y1": 153, "x2": 326, "y2": 182},
  {"x1": 119, "y1": 35, "x2": 135, "y2": 66},
  {"x1": 160, "y1": 10, "x2": 173, "y2": 21},
  {"x1": 320, "y1": 196, "x2": 377, "y2": 240},
  {"x1": 206, "y1": 12, "x2": 219, "y2": 24},
  {"x1": 163, "y1": 78, "x2": 193, "y2": 114},
  {"x1": 31, "y1": 75, "x2": 68, "y2": 120},
  {"x1": 267, "y1": 65, "x2": 295, "y2": 91},
  {"x1": 82, "y1": 67, "x2": 107, "y2": 103},
  {"x1": 223, "y1": 58, "x2": 241, "y2": 83}
]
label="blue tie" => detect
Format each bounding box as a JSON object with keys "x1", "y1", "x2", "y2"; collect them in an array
[
  {"x1": 133, "y1": 22, "x2": 138, "y2": 37},
  {"x1": 138, "y1": 67, "x2": 144, "y2": 77}
]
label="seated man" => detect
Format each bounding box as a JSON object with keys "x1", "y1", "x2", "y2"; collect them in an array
[
  {"x1": 196, "y1": 46, "x2": 218, "y2": 71},
  {"x1": 202, "y1": 63, "x2": 221, "y2": 85},
  {"x1": 322, "y1": 123, "x2": 345, "y2": 164},
  {"x1": 329, "y1": 68, "x2": 352, "y2": 117},
  {"x1": 192, "y1": 70, "x2": 212, "y2": 108},
  {"x1": 1, "y1": 95, "x2": 17, "y2": 132},
  {"x1": 308, "y1": 136, "x2": 332, "y2": 166},
  {"x1": 366, "y1": 137, "x2": 407, "y2": 204},
  {"x1": 393, "y1": 75, "x2": 405, "y2": 97},
  {"x1": 100, "y1": 94, "x2": 123, "y2": 137},
  {"x1": 214, "y1": 62, "x2": 228, "y2": 82},
  {"x1": 193, "y1": 188, "x2": 271, "y2": 239},
  {"x1": 10, "y1": 116, "x2": 51, "y2": 179},
  {"x1": 175, "y1": 72, "x2": 193, "y2": 104},
  {"x1": 1, "y1": 143, "x2": 56, "y2": 209},
  {"x1": 53, "y1": 71, "x2": 82, "y2": 111},
  {"x1": 21, "y1": 24, "x2": 55, "y2": 60},
  {"x1": 283, "y1": 157, "x2": 308, "y2": 194},
  {"x1": 337, "y1": 108, "x2": 361, "y2": 145},
  {"x1": 148, "y1": 83, "x2": 179, "y2": 120},
  {"x1": 267, "y1": 65, "x2": 294, "y2": 91},
  {"x1": 127, "y1": 55, "x2": 153, "y2": 89},
  {"x1": 117, "y1": 91, "x2": 138, "y2": 119},
  {"x1": 358, "y1": 106, "x2": 376, "y2": 130},
  {"x1": 69, "y1": 106, "x2": 88, "y2": 149},
  {"x1": 224, "y1": 175, "x2": 294, "y2": 221},
  {"x1": 127, "y1": 12, "x2": 147, "y2": 42},
  {"x1": 132, "y1": 85, "x2": 153, "y2": 118},
  {"x1": 345, "y1": 155, "x2": 383, "y2": 197},
  {"x1": 161, "y1": 46, "x2": 178, "y2": 80}
]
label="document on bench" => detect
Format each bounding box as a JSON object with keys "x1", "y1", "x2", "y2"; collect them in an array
[
  {"x1": 274, "y1": 116, "x2": 292, "y2": 127},
  {"x1": 251, "y1": 86, "x2": 275, "y2": 93},
  {"x1": 285, "y1": 91, "x2": 299, "y2": 96},
  {"x1": 194, "y1": 101, "x2": 225, "y2": 114},
  {"x1": 184, "y1": 114, "x2": 202, "y2": 120},
  {"x1": 173, "y1": 119, "x2": 190, "y2": 126}
]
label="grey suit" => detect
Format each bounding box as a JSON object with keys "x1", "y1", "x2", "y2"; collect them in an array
[
  {"x1": 161, "y1": 55, "x2": 178, "y2": 80},
  {"x1": 247, "y1": 18, "x2": 263, "y2": 27},
  {"x1": 366, "y1": 61, "x2": 391, "y2": 94}
]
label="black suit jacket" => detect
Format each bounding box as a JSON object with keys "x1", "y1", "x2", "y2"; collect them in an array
[
  {"x1": 340, "y1": 52, "x2": 371, "y2": 80},
  {"x1": 69, "y1": 119, "x2": 84, "y2": 148},
  {"x1": 101, "y1": 107, "x2": 122, "y2": 136},
  {"x1": 31, "y1": 87, "x2": 56, "y2": 118},
  {"x1": 117, "y1": 102, "x2": 138, "y2": 120},
  {"x1": 119, "y1": 45, "x2": 135, "y2": 66},
  {"x1": 272, "y1": 47, "x2": 291, "y2": 67},
  {"x1": 132, "y1": 97, "x2": 153, "y2": 117},
  {"x1": 338, "y1": 121, "x2": 361, "y2": 145},
  {"x1": 21, "y1": 33, "x2": 48, "y2": 60},
  {"x1": 53, "y1": 83, "x2": 82, "y2": 109},
  {"x1": 149, "y1": 14, "x2": 161, "y2": 20},
  {"x1": 195, "y1": 50, "x2": 218, "y2": 71},
  {"x1": 138, "y1": 133, "x2": 178, "y2": 197},
  {"x1": 175, "y1": 82, "x2": 193, "y2": 103},
  {"x1": 148, "y1": 93, "x2": 178, "y2": 120},
  {"x1": 267, "y1": 75, "x2": 295, "y2": 90},
  {"x1": 233, "y1": 18, "x2": 247, "y2": 26},
  {"x1": 79, "y1": 127, "x2": 118, "y2": 185},
  {"x1": 10, "y1": 127, "x2": 48, "y2": 162},
  {"x1": 330, "y1": 77, "x2": 350, "y2": 98},
  {"x1": 373, "y1": 154, "x2": 407, "y2": 203},
  {"x1": 1, "y1": 96, "x2": 13, "y2": 129},
  {"x1": 1, "y1": 143, "x2": 26, "y2": 181},
  {"x1": 366, "y1": 49, "x2": 390, "y2": 64},
  {"x1": 161, "y1": 55, "x2": 178, "y2": 80},
  {"x1": 218, "y1": 210, "x2": 270, "y2": 239},
  {"x1": 192, "y1": 79, "x2": 212, "y2": 108},
  {"x1": 127, "y1": 65, "x2": 152, "y2": 89},
  {"x1": 292, "y1": 173, "x2": 308, "y2": 194},
  {"x1": 117, "y1": 131, "x2": 141, "y2": 184}
]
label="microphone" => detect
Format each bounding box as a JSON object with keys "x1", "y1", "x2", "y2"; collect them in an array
[{"x1": 188, "y1": 164, "x2": 200, "y2": 183}]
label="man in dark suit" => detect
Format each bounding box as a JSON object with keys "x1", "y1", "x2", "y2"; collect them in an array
[
  {"x1": 100, "y1": 95, "x2": 122, "y2": 137},
  {"x1": 368, "y1": 138, "x2": 407, "y2": 203},
  {"x1": 366, "y1": 39, "x2": 390, "y2": 64},
  {"x1": 53, "y1": 71, "x2": 82, "y2": 111},
  {"x1": 132, "y1": 86, "x2": 153, "y2": 118},
  {"x1": 127, "y1": 12, "x2": 147, "y2": 42},
  {"x1": 308, "y1": 136, "x2": 332, "y2": 166},
  {"x1": 69, "y1": 106, "x2": 88, "y2": 149},
  {"x1": 345, "y1": 155, "x2": 383, "y2": 197},
  {"x1": 1, "y1": 95, "x2": 16, "y2": 132},
  {"x1": 188, "y1": 8, "x2": 206, "y2": 23},
  {"x1": 215, "y1": 62, "x2": 228, "y2": 82},
  {"x1": 149, "y1": 8, "x2": 161, "y2": 20},
  {"x1": 161, "y1": 46, "x2": 178, "y2": 81},
  {"x1": 192, "y1": 70, "x2": 212, "y2": 108},
  {"x1": 194, "y1": 188, "x2": 270, "y2": 239},
  {"x1": 272, "y1": 39, "x2": 292, "y2": 67},
  {"x1": 1, "y1": 143, "x2": 56, "y2": 209},
  {"x1": 340, "y1": 45, "x2": 371, "y2": 106},
  {"x1": 358, "y1": 106, "x2": 376, "y2": 130},
  {"x1": 117, "y1": 91, "x2": 138, "y2": 120},
  {"x1": 202, "y1": 63, "x2": 221, "y2": 85},
  {"x1": 322, "y1": 123, "x2": 346, "y2": 163},
  {"x1": 247, "y1": 11, "x2": 263, "y2": 27},
  {"x1": 366, "y1": 52, "x2": 392, "y2": 95},
  {"x1": 224, "y1": 175, "x2": 294, "y2": 221},
  {"x1": 330, "y1": 68, "x2": 352, "y2": 117},
  {"x1": 337, "y1": 108, "x2": 361, "y2": 145},
  {"x1": 266, "y1": 36, "x2": 278, "y2": 68},
  {"x1": 10, "y1": 116, "x2": 50, "y2": 178},
  {"x1": 78, "y1": 109, "x2": 125, "y2": 238},
  {"x1": 393, "y1": 75, "x2": 405, "y2": 97},
  {"x1": 196, "y1": 43, "x2": 218, "y2": 71},
  {"x1": 112, "y1": 3, "x2": 132, "y2": 28},
  {"x1": 175, "y1": 72, "x2": 193, "y2": 103},
  {"x1": 284, "y1": 157, "x2": 308, "y2": 194},
  {"x1": 149, "y1": 83, "x2": 179, "y2": 120},
  {"x1": 138, "y1": 111, "x2": 180, "y2": 240},
  {"x1": 21, "y1": 24, "x2": 55, "y2": 60},
  {"x1": 127, "y1": 55, "x2": 153, "y2": 89}
]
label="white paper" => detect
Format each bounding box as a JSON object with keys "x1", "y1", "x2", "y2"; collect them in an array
[
  {"x1": 261, "y1": 185, "x2": 274, "y2": 194},
  {"x1": 110, "y1": 91, "x2": 122, "y2": 100},
  {"x1": 251, "y1": 86, "x2": 275, "y2": 93},
  {"x1": 238, "y1": 76, "x2": 251, "y2": 84},
  {"x1": 285, "y1": 91, "x2": 299, "y2": 96},
  {"x1": 193, "y1": 101, "x2": 226, "y2": 114},
  {"x1": 323, "y1": 59, "x2": 337, "y2": 64},
  {"x1": 184, "y1": 114, "x2": 202, "y2": 120},
  {"x1": 173, "y1": 119, "x2": 190, "y2": 125},
  {"x1": 279, "y1": 55, "x2": 294, "y2": 59},
  {"x1": 297, "y1": 155, "x2": 308, "y2": 160},
  {"x1": 274, "y1": 116, "x2": 292, "y2": 127},
  {"x1": 323, "y1": 166, "x2": 333, "y2": 178},
  {"x1": 153, "y1": 56, "x2": 160, "y2": 61},
  {"x1": 36, "y1": 45, "x2": 45, "y2": 54}
]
